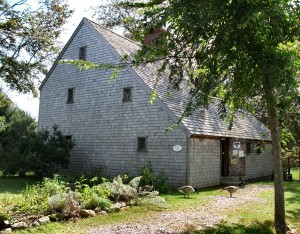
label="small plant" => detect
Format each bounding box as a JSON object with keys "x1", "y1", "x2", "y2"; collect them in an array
[
  {"x1": 139, "y1": 162, "x2": 170, "y2": 193},
  {"x1": 48, "y1": 191, "x2": 81, "y2": 215},
  {"x1": 15, "y1": 175, "x2": 68, "y2": 214},
  {"x1": 85, "y1": 193, "x2": 112, "y2": 210}
]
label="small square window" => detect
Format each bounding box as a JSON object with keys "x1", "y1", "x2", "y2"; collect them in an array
[
  {"x1": 67, "y1": 88, "x2": 75, "y2": 103},
  {"x1": 137, "y1": 137, "x2": 147, "y2": 152},
  {"x1": 246, "y1": 142, "x2": 254, "y2": 154},
  {"x1": 123, "y1": 87, "x2": 132, "y2": 102},
  {"x1": 79, "y1": 46, "x2": 86, "y2": 60}
]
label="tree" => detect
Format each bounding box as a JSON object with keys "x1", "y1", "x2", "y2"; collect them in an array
[
  {"x1": 0, "y1": 0, "x2": 72, "y2": 96},
  {"x1": 94, "y1": 0, "x2": 300, "y2": 233}
]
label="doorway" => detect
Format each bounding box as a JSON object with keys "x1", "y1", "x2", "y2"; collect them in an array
[{"x1": 221, "y1": 138, "x2": 229, "y2": 177}]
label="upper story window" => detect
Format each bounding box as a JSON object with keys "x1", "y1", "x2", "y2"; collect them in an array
[
  {"x1": 79, "y1": 46, "x2": 86, "y2": 60},
  {"x1": 137, "y1": 137, "x2": 147, "y2": 152},
  {"x1": 67, "y1": 88, "x2": 75, "y2": 104},
  {"x1": 123, "y1": 87, "x2": 132, "y2": 102}
]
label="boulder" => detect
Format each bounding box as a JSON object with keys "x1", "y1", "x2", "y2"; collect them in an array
[
  {"x1": 38, "y1": 216, "x2": 50, "y2": 224},
  {"x1": 11, "y1": 222, "x2": 27, "y2": 230},
  {"x1": 0, "y1": 228, "x2": 12, "y2": 234},
  {"x1": 79, "y1": 209, "x2": 96, "y2": 218}
]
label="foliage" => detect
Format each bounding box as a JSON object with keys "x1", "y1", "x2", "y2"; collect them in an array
[
  {"x1": 100, "y1": 175, "x2": 141, "y2": 202},
  {"x1": 0, "y1": 0, "x2": 72, "y2": 95},
  {"x1": 94, "y1": 1, "x2": 300, "y2": 232},
  {"x1": 48, "y1": 191, "x2": 81, "y2": 214},
  {"x1": 139, "y1": 162, "x2": 171, "y2": 193},
  {"x1": 138, "y1": 191, "x2": 169, "y2": 209},
  {"x1": 15, "y1": 175, "x2": 68, "y2": 214},
  {"x1": 0, "y1": 99, "x2": 37, "y2": 176},
  {"x1": 0, "y1": 123, "x2": 75, "y2": 177},
  {"x1": 85, "y1": 194, "x2": 112, "y2": 210}
]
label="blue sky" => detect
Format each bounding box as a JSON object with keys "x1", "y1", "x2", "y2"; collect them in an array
[{"x1": 7, "y1": 0, "x2": 102, "y2": 119}]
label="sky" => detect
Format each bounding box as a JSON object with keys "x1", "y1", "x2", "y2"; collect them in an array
[{"x1": 6, "y1": 0, "x2": 102, "y2": 119}]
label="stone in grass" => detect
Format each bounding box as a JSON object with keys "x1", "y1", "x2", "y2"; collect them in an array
[
  {"x1": 38, "y1": 216, "x2": 50, "y2": 224},
  {"x1": 99, "y1": 211, "x2": 107, "y2": 215},
  {"x1": 11, "y1": 222, "x2": 27, "y2": 230},
  {"x1": 0, "y1": 228, "x2": 12, "y2": 233},
  {"x1": 79, "y1": 209, "x2": 96, "y2": 218}
]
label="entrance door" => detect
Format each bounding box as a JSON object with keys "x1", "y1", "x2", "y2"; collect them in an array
[{"x1": 221, "y1": 138, "x2": 229, "y2": 176}]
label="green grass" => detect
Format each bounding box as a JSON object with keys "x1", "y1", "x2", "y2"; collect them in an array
[{"x1": 1, "y1": 174, "x2": 299, "y2": 234}]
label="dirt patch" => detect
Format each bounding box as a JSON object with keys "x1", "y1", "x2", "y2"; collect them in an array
[{"x1": 87, "y1": 184, "x2": 273, "y2": 234}]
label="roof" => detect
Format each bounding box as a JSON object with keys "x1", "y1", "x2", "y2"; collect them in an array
[{"x1": 43, "y1": 18, "x2": 272, "y2": 141}]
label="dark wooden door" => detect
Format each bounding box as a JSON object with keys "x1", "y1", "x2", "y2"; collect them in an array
[{"x1": 221, "y1": 138, "x2": 229, "y2": 176}]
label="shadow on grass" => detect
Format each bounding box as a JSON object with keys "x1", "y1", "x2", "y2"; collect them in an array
[
  {"x1": 186, "y1": 220, "x2": 274, "y2": 234},
  {"x1": 0, "y1": 176, "x2": 40, "y2": 194},
  {"x1": 284, "y1": 181, "x2": 300, "y2": 221}
]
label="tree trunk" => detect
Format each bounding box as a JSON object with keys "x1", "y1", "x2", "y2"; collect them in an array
[{"x1": 267, "y1": 105, "x2": 286, "y2": 234}]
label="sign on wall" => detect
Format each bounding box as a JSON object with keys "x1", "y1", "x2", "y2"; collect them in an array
[{"x1": 233, "y1": 142, "x2": 240, "y2": 149}]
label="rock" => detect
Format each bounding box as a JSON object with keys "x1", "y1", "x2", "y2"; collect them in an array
[
  {"x1": 31, "y1": 221, "x2": 40, "y2": 227},
  {"x1": 120, "y1": 202, "x2": 127, "y2": 208},
  {"x1": 99, "y1": 211, "x2": 107, "y2": 215},
  {"x1": 103, "y1": 207, "x2": 111, "y2": 212},
  {"x1": 93, "y1": 207, "x2": 101, "y2": 213},
  {"x1": 79, "y1": 209, "x2": 96, "y2": 218},
  {"x1": 0, "y1": 228, "x2": 12, "y2": 234},
  {"x1": 113, "y1": 202, "x2": 122, "y2": 211},
  {"x1": 1, "y1": 220, "x2": 11, "y2": 229},
  {"x1": 38, "y1": 216, "x2": 50, "y2": 224},
  {"x1": 11, "y1": 222, "x2": 27, "y2": 230},
  {"x1": 120, "y1": 206, "x2": 130, "y2": 211}
]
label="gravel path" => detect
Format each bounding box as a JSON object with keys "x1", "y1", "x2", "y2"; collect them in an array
[{"x1": 87, "y1": 184, "x2": 273, "y2": 234}]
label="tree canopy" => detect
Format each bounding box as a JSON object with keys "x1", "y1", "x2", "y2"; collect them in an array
[
  {"x1": 0, "y1": 0, "x2": 72, "y2": 96},
  {"x1": 94, "y1": 1, "x2": 300, "y2": 232}
]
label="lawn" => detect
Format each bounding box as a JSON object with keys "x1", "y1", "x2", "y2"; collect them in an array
[{"x1": 0, "y1": 172, "x2": 299, "y2": 234}]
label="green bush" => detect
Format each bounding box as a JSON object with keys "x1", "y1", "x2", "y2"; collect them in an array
[
  {"x1": 139, "y1": 162, "x2": 171, "y2": 193},
  {"x1": 16, "y1": 175, "x2": 68, "y2": 214},
  {"x1": 48, "y1": 191, "x2": 81, "y2": 214},
  {"x1": 85, "y1": 193, "x2": 112, "y2": 210},
  {"x1": 100, "y1": 175, "x2": 141, "y2": 202}
]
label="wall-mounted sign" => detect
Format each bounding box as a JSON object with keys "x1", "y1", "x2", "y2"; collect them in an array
[
  {"x1": 239, "y1": 150, "x2": 245, "y2": 157},
  {"x1": 232, "y1": 150, "x2": 238, "y2": 155},
  {"x1": 231, "y1": 155, "x2": 238, "y2": 164},
  {"x1": 233, "y1": 142, "x2": 240, "y2": 149},
  {"x1": 173, "y1": 145, "x2": 182, "y2": 152}
]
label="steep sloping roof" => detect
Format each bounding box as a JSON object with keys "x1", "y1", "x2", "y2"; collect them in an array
[
  {"x1": 43, "y1": 18, "x2": 271, "y2": 141},
  {"x1": 88, "y1": 19, "x2": 271, "y2": 141}
]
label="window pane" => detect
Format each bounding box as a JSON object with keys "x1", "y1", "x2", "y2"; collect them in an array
[
  {"x1": 79, "y1": 46, "x2": 86, "y2": 60},
  {"x1": 67, "y1": 88, "x2": 74, "y2": 103},
  {"x1": 137, "y1": 137, "x2": 147, "y2": 151},
  {"x1": 123, "y1": 87, "x2": 132, "y2": 102}
]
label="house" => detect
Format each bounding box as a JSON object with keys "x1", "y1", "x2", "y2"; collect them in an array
[{"x1": 38, "y1": 18, "x2": 273, "y2": 188}]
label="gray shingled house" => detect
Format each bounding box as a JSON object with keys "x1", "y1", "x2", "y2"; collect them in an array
[{"x1": 38, "y1": 18, "x2": 273, "y2": 188}]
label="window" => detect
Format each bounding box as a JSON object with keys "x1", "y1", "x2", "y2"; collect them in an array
[
  {"x1": 246, "y1": 142, "x2": 254, "y2": 154},
  {"x1": 79, "y1": 46, "x2": 86, "y2": 60},
  {"x1": 123, "y1": 87, "x2": 132, "y2": 102},
  {"x1": 67, "y1": 88, "x2": 75, "y2": 103},
  {"x1": 137, "y1": 137, "x2": 147, "y2": 151}
]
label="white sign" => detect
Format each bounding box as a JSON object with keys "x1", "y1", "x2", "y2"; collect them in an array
[
  {"x1": 173, "y1": 145, "x2": 182, "y2": 152},
  {"x1": 239, "y1": 150, "x2": 245, "y2": 157},
  {"x1": 233, "y1": 142, "x2": 240, "y2": 149}
]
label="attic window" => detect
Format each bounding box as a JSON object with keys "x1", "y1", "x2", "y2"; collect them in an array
[
  {"x1": 67, "y1": 88, "x2": 75, "y2": 103},
  {"x1": 137, "y1": 137, "x2": 147, "y2": 152},
  {"x1": 123, "y1": 87, "x2": 132, "y2": 102},
  {"x1": 79, "y1": 46, "x2": 86, "y2": 60}
]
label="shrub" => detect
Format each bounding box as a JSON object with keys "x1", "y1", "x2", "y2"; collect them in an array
[
  {"x1": 100, "y1": 175, "x2": 142, "y2": 202},
  {"x1": 85, "y1": 193, "x2": 112, "y2": 210},
  {"x1": 15, "y1": 175, "x2": 68, "y2": 214},
  {"x1": 48, "y1": 191, "x2": 81, "y2": 214},
  {"x1": 139, "y1": 162, "x2": 171, "y2": 193}
]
